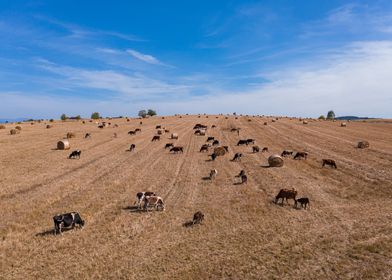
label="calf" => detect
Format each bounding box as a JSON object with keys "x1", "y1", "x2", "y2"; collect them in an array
[
  {"x1": 294, "y1": 152, "x2": 308, "y2": 160},
  {"x1": 165, "y1": 143, "x2": 174, "y2": 149},
  {"x1": 129, "y1": 144, "x2": 136, "y2": 152},
  {"x1": 237, "y1": 140, "x2": 248, "y2": 146},
  {"x1": 275, "y1": 188, "x2": 297, "y2": 205},
  {"x1": 246, "y1": 139, "x2": 255, "y2": 145},
  {"x1": 192, "y1": 211, "x2": 204, "y2": 225},
  {"x1": 53, "y1": 212, "x2": 85, "y2": 235},
  {"x1": 322, "y1": 159, "x2": 337, "y2": 169},
  {"x1": 209, "y1": 169, "x2": 218, "y2": 180},
  {"x1": 295, "y1": 197, "x2": 310, "y2": 209},
  {"x1": 68, "y1": 150, "x2": 81, "y2": 159},
  {"x1": 135, "y1": 192, "x2": 156, "y2": 209},
  {"x1": 232, "y1": 153, "x2": 242, "y2": 162},
  {"x1": 212, "y1": 140, "x2": 219, "y2": 146},
  {"x1": 281, "y1": 150, "x2": 293, "y2": 157},
  {"x1": 170, "y1": 146, "x2": 184, "y2": 153},
  {"x1": 262, "y1": 147, "x2": 268, "y2": 153},
  {"x1": 151, "y1": 135, "x2": 160, "y2": 141},
  {"x1": 252, "y1": 146, "x2": 260, "y2": 153},
  {"x1": 143, "y1": 195, "x2": 165, "y2": 211}
]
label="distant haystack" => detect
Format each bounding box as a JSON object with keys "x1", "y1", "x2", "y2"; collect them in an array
[
  {"x1": 213, "y1": 146, "x2": 226, "y2": 156},
  {"x1": 15, "y1": 126, "x2": 22, "y2": 130},
  {"x1": 46, "y1": 125, "x2": 52, "y2": 129},
  {"x1": 0, "y1": 124, "x2": 5, "y2": 129},
  {"x1": 57, "y1": 140, "x2": 70, "y2": 150},
  {"x1": 357, "y1": 140, "x2": 369, "y2": 149},
  {"x1": 171, "y1": 133, "x2": 178, "y2": 139},
  {"x1": 303, "y1": 121, "x2": 308, "y2": 124},
  {"x1": 10, "y1": 129, "x2": 19, "y2": 135},
  {"x1": 341, "y1": 122, "x2": 347, "y2": 127},
  {"x1": 268, "y1": 154, "x2": 284, "y2": 167}
]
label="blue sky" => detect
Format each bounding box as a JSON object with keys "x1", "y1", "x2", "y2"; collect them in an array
[{"x1": 0, "y1": 0, "x2": 391, "y2": 118}]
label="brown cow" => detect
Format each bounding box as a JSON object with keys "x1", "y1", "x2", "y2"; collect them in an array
[
  {"x1": 262, "y1": 147, "x2": 268, "y2": 153},
  {"x1": 275, "y1": 188, "x2": 297, "y2": 205},
  {"x1": 294, "y1": 152, "x2": 308, "y2": 160},
  {"x1": 322, "y1": 159, "x2": 337, "y2": 169},
  {"x1": 295, "y1": 198, "x2": 310, "y2": 209},
  {"x1": 192, "y1": 211, "x2": 204, "y2": 225},
  {"x1": 252, "y1": 146, "x2": 260, "y2": 153},
  {"x1": 281, "y1": 150, "x2": 293, "y2": 157},
  {"x1": 170, "y1": 146, "x2": 184, "y2": 153},
  {"x1": 151, "y1": 135, "x2": 160, "y2": 141},
  {"x1": 200, "y1": 144, "x2": 209, "y2": 152}
]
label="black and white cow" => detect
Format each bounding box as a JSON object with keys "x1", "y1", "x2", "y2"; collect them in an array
[
  {"x1": 53, "y1": 212, "x2": 85, "y2": 235},
  {"x1": 135, "y1": 192, "x2": 156, "y2": 209},
  {"x1": 129, "y1": 144, "x2": 136, "y2": 152},
  {"x1": 68, "y1": 150, "x2": 81, "y2": 159}
]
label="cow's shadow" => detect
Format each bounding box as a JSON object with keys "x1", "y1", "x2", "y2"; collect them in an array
[
  {"x1": 261, "y1": 165, "x2": 271, "y2": 168},
  {"x1": 36, "y1": 227, "x2": 77, "y2": 237},
  {"x1": 202, "y1": 176, "x2": 211, "y2": 181},
  {"x1": 122, "y1": 205, "x2": 144, "y2": 213}
]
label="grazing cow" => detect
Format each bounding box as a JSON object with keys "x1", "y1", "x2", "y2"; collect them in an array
[
  {"x1": 165, "y1": 143, "x2": 174, "y2": 149},
  {"x1": 192, "y1": 211, "x2": 204, "y2": 225},
  {"x1": 170, "y1": 146, "x2": 184, "y2": 153},
  {"x1": 212, "y1": 125, "x2": 216, "y2": 128},
  {"x1": 207, "y1": 136, "x2": 214, "y2": 142},
  {"x1": 275, "y1": 188, "x2": 297, "y2": 205},
  {"x1": 129, "y1": 144, "x2": 136, "y2": 152},
  {"x1": 236, "y1": 170, "x2": 246, "y2": 178},
  {"x1": 232, "y1": 153, "x2": 242, "y2": 162},
  {"x1": 210, "y1": 153, "x2": 217, "y2": 161},
  {"x1": 223, "y1": 146, "x2": 229, "y2": 152},
  {"x1": 194, "y1": 130, "x2": 201, "y2": 135},
  {"x1": 69, "y1": 150, "x2": 81, "y2": 159},
  {"x1": 252, "y1": 146, "x2": 260, "y2": 153},
  {"x1": 281, "y1": 150, "x2": 293, "y2": 157},
  {"x1": 262, "y1": 147, "x2": 268, "y2": 153},
  {"x1": 212, "y1": 140, "x2": 219, "y2": 146},
  {"x1": 237, "y1": 140, "x2": 248, "y2": 146},
  {"x1": 135, "y1": 191, "x2": 156, "y2": 209},
  {"x1": 84, "y1": 133, "x2": 91, "y2": 139},
  {"x1": 135, "y1": 128, "x2": 141, "y2": 133},
  {"x1": 295, "y1": 198, "x2": 310, "y2": 209},
  {"x1": 294, "y1": 152, "x2": 308, "y2": 160},
  {"x1": 53, "y1": 212, "x2": 85, "y2": 235},
  {"x1": 200, "y1": 144, "x2": 209, "y2": 152},
  {"x1": 246, "y1": 139, "x2": 255, "y2": 145},
  {"x1": 156, "y1": 125, "x2": 161, "y2": 129},
  {"x1": 151, "y1": 135, "x2": 160, "y2": 141},
  {"x1": 322, "y1": 159, "x2": 337, "y2": 169},
  {"x1": 231, "y1": 128, "x2": 238, "y2": 132},
  {"x1": 209, "y1": 169, "x2": 218, "y2": 180},
  {"x1": 240, "y1": 174, "x2": 247, "y2": 184},
  {"x1": 143, "y1": 195, "x2": 165, "y2": 211},
  {"x1": 128, "y1": 130, "x2": 136, "y2": 135}
]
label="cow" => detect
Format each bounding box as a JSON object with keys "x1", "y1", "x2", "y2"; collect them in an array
[
  {"x1": 212, "y1": 125, "x2": 216, "y2": 128},
  {"x1": 151, "y1": 135, "x2": 160, "y2": 142},
  {"x1": 295, "y1": 198, "x2": 310, "y2": 209},
  {"x1": 281, "y1": 150, "x2": 293, "y2": 157},
  {"x1": 275, "y1": 188, "x2": 297, "y2": 205},
  {"x1": 170, "y1": 146, "x2": 184, "y2": 153},
  {"x1": 262, "y1": 147, "x2": 268, "y2": 153},
  {"x1": 210, "y1": 153, "x2": 217, "y2": 161},
  {"x1": 294, "y1": 152, "x2": 308, "y2": 160},
  {"x1": 223, "y1": 146, "x2": 229, "y2": 152},
  {"x1": 53, "y1": 212, "x2": 85, "y2": 235},
  {"x1": 212, "y1": 140, "x2": 220, "y2": 146},
  {"x1": 240, "y1": 174, "x2": 247, "y2": 184},
  {"x1": 135, "y1": 192, "x2": 156, "y2": 209},
  {"x1": 252, "y1": 146, "x2": 260, "y2": 153},
  {"x1": 135, "y1": 128, "x2": 141, "y2": 133},
  {"x1": 231, "y1": 128, "x2": 238, "y2": 132},
  {"x1": 236, "y1": 170, "x2": 246, "y2": 178},
  {"x1": 207, "y1": 137, "x2": 214, "y2": 142},
  {"x1": 143, "y1": 195, "x2": 165, "y2": 211},
  {"x1": 246, "y1": 139, "x2": 255, "y2": 145},
  {"x1": 322, "y1": 159, "x2": 337, "y2": 169},
  {"x1": 232, "y1": 153, "x2": 242, "y2": 162},
  {"x1": 84, "y1": 133, "x2": 91, "y2": 139},
  {"x1": 192, "y1": 211, "x2": 204, "y2": 225},
  {"x1": 128, "y1": 130, "x2": 136, "y2": 135},
  {"x1": 209, "y1": 169, "x2": 218, "y2": 180},
  {"x1": 68, "y1": 150, "x2": 81, "y2": 159},
  {"x1": 237, "y1": 140, "x2": 248, "y2": 146},
  {"x1": 165, "y1": 143, "x2": 174, "y2": 149},
  {"x1": 200, "y1": 144, "x2": 209, "y2": 152},
  {"x1": 129, "y1": 144, "x2": 136, "y2": 152},
  {"x1": 194, "y1": 130, "x2": 201, "y2": 135},
  {"x1": 156, "y1": 125, "x2": 161, "y2": 129}
]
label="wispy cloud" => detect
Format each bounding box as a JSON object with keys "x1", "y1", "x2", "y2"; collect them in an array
[{"x1": 126, "y1": 49, "x2": 161, "y2": 65}]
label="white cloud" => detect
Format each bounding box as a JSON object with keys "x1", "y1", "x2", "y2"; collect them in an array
[{"x1": 127, "y1": 49, "x2": 161, "y2": 65}]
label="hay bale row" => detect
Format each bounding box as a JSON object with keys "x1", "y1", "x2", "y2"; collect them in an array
[{"x1": 268, "y1": 154, "x2": 284, "y2": 167}]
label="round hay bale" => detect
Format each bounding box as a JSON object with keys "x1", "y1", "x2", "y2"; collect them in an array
[
  {"x1": 268, "y1": 154, "x2": 284, "y2": 167},
  {"x1": 271, "y1": 119, "x2": 276, "y2": 122},
  {"x1": 171, "y1": 133, "x2": 178, "y2": 139},
  {"x1": 264, "y1": 122, "x2": 268, "y2": 125},
  {"x1": 0, "y1": 124, "x2": 6, "y2": 129},
  {"x1": 341, "y1": 122, "x2": 347, "y2": 127},
  {"x1": 357, "y1": 140, "x2": 369, "y2": 149},
  {"x1": 303, "y1": 121, "x2": 308, "y2": 124},
  {"x1": 46, "y1": 125, "x2": 52, "y2": 129},
  {"x1": 10, "y1": 129, "x2": 19, "y2": 135},
  {"x1": 213, "y1": 146, "x2": 226, "y2": 156},
  {"x1": 57, "y1": 140, "x2": 70, "y2": 150},
  {"x1": 248, "y1": 119, "x2": 252, "y2": 122},
  {"x1": 66, "y1": 132, "x2": 75, "y2": 139},
  {"x1": 15, "y1": 126, "x2": 22, "y2": 130}
]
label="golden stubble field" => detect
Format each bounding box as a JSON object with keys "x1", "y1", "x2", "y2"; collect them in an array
[{"x1": 0, "y1": 115, "x2": 391, "y2": 280}]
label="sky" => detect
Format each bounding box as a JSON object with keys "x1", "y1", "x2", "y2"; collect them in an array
[{"x1": 0, "y1": 0, "x2": 392, "y2": 119}]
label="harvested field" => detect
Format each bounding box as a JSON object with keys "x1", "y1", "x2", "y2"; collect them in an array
[{"x1": 1, "y1": 116, "x2": 392, "y2": 279}]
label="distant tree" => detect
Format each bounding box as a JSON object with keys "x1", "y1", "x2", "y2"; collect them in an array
[
  {"x1": 49, "y1": 119, "x2": 54, "y2": 122},
  {"x1": 138, "y1": 110, "x2": 147, "y2": 118},
  {"x1": 60, "y1": 114, "x2": 67, "y2": 121},
  {"x1": 318, "y1": 115, "x2": 325, "y2": 120},
  {"x1": 147, "y1": 109, "x2": 157, "y2": 116},
  {"x1": 91, "y1": 112, "x2": 100, "y2": 119},
  {"x1": 327, "y1": 110, "x2": 335, "y2": 120},
  {"x1": 75, "y1": 115, "x2": 81, "y2": 120}
]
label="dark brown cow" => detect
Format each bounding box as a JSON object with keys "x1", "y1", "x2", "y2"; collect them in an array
[
  {"x1": 232, "y1": 153, "x2": 242, "y2": 161},
  {"x1": 129, "y1": 144, "x2": 136, "y2": 152},
  {"x1": 275, "y1": 188, "x2": 297, "y2": 205},
  {"x1": 252, "y1": 146, "x2": 260, "y2": 153},
  {"x1": 237, "y1": 140, "x2": 248, "y2": 146},
  {"x1": 170, "y1": 146, "x2": 184, "y2": 153},
  {"x1": 212, "y1": 140, "x2": 219, "y2": 146},
  {"x1": 192, "y1": 211, "x2": 204, "y2": 225},
  {"x1": 262, "y1": 147, "x2": 268, "y2": 153},
  {"x1": 295, "y1": 198, "x2": 310, "y2": 209},
  {"x1": 128, "y1": 130, "x2": 136, "y2": 135},
  {"x1": 200, "y1": 144, "x2": 209, "y2": 152},
  {"x1": 281, "y1": 150, "x2": 293, "y2": 157},
  {"x1": 207, "y1": 136, "x2": 214, "y2": 142},
  {"x1": 165, "y1": 143, "x2": 174, "y2": 149},
  {"x1": 151, "y1": 135, "x2": 160, "y2": 141},
  {"x1": 246, "y1": 139, "x2": 255, "y2": 145},
  {"x1": 294, "y1": 152, "x2": 308, "y2": 160},
  {"x1": 135, "y1": 128, "x2": 141, "y2": 133},
  {"x1": 322, "y1": 159, "x2": 337, "y2": 168}
]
